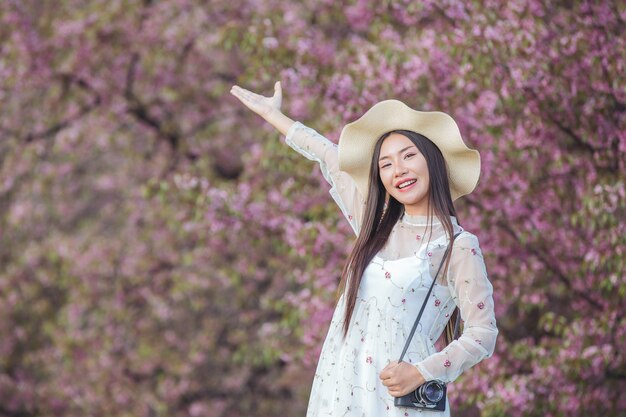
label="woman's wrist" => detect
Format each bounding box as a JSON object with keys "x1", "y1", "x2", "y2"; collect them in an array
[
  {"x1": 414, "y1": 362, "x2": 434, "y2": 383},
  {"x1": 265, "y1": 108, "x2": 296, "y2": 136},
  {"x1": 413, "y1": 366, "x2": 426, "y2": 388}
]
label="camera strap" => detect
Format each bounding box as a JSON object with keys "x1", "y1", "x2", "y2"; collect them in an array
[{"x1": 397, "y1": 231, "x2": 462, "y2": 363}]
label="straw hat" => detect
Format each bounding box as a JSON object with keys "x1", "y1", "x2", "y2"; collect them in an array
[{"x1": 337, "y1": 100, "x2": 480, "y2": 201}]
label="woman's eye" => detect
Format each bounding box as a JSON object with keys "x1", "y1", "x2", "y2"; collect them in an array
[
  {"x1": 404, "y1": 153, "x2": 415, "y2": 159},
  {"x1": 380, "y1": 164, "x2": 391, "y2": 169}
]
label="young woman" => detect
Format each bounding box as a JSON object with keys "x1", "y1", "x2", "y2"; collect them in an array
[{"x1": 230, "y1": 81, "x2": 498, "y2": 417}]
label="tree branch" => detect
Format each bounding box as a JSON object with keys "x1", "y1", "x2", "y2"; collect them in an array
[
  {"x1": 23, "y1": 73, "x2": 101, "y2": 143},
  {"x1": 124, "y1": 53, "x2": 181, "y2": 151},
  {"x1": 465, "y1": 197, "x2": 604, "y2": 311}
]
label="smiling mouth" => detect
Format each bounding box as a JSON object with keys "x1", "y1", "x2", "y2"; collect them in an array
[{"x1": 397, "y1": 179, "x2": 417, "y2": 190}]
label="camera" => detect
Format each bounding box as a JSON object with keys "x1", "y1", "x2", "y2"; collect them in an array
[{"x1": 393, "y1": 380, "x2": 447, "y2": 411}]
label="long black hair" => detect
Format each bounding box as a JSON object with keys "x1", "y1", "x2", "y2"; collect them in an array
[{"x1": 336, "y1": 130, "x2": 461, "y2": 343}]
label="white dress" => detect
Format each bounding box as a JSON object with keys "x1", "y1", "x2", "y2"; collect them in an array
[{"x1": 285, "y1": 122, "x2": 499, "y2": 417}]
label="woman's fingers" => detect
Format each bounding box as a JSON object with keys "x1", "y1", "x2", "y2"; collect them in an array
[
  {"x1": 380, "y1": 360, "x2": 399, "y2": 379},
  {"x1": 386, "y1": 386, "x2": 398, "y2": 396},
  {"x1": 230, "y1": 86, "x2": 264, "y2": 113},
  {"x1": 273, "y1": 81, "x2": 281, "y2": 99},
  {"x1": 231, "y1": 86, "x2": 257, "y2": 104},
  {"x1": 230, "y1": 81, "x2": 283, "y2": 120},
  {"x1": 231, "y1": 84, "x2": 273, "y2": 101},
  {"x1": 272, "y1": 81, "x2": 282, "y2": 108},
  {"x1": 386, "y1": 383, "x2": 402, "y2": 397},
  {"x1": 379, "y1": 361, "x2": 423, "y2": 398}
]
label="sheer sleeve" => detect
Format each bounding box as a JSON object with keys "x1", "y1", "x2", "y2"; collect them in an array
[
  {"x1": 415, "y1": 232, "x2": 498, "y2": 383},
  {"x1": 285, "y1": 121, "x2": 365, "y2": 235}
]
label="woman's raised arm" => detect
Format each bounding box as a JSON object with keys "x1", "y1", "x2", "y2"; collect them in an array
[{"x1": 230, "y1": 81, "x2": 365, "y2": 235}]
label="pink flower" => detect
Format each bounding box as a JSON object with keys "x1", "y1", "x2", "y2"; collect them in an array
[
  {"x1": 477, "y1": 302, "x2": 485, "y2": 309},
  {"x1": 385, "y1": 271, "x2": 391, "y2": 279},
  {"x1": 366, "y1": 356, "x2": 373, "y2": 364},
  {"x1": 434, "y1": 299, "x2": 441, "y2": 307},
  {"x1": 444, "y1": 360, "x2": 451, "y2": 368}
]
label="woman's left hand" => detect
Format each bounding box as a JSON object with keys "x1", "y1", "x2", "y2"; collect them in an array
[{"x1": 379, "y1": 360, "x2": 426, "y2": 397}]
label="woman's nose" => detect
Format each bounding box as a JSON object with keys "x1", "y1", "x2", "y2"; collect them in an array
[{"x1": 394, "y1": 162, "x2": 408, "y2": 177}]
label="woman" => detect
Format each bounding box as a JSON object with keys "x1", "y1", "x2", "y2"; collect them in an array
[{"x1": 230, "y1": 81, "x2": 498, "y2": 416}]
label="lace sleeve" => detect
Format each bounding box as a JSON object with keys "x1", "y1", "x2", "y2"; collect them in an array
[
  {"x1": 415, "y1": 232, "x2": 499, "y2": 383},
  {"x1": 285, "y1": 121, "x2": 365, "y2": 235}
]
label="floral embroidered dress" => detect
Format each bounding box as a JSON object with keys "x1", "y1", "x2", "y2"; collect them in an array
[{"x1": 285, "y1": 122, "x2": 498, "y2": 417}]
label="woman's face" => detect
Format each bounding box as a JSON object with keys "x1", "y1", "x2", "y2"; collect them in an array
[{"x1": 378, "y1": 133, "x2": 430, "y2": 216}]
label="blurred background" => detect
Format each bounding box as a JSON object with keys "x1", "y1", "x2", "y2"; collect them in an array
[{"x1": 0, "y1": 0, "x2": 624, "y2": 416}]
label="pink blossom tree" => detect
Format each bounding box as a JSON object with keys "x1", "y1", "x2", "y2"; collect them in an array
[{"x1": 0, "y1": 1, "x2": 624, "y2": 416}]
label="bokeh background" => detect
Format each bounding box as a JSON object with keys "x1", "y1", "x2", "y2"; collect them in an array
[{"x1": 0, "y1": 0, "x2": 624, "y2": 416}]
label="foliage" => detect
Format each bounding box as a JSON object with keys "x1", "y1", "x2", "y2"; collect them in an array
[{"x1": 0, "y1": 0, "x2": 624, "y2": 416}]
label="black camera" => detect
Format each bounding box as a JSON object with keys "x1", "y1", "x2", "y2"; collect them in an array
[{"x1": 393, "y1": 380, "x2": 447, "y2": 411}]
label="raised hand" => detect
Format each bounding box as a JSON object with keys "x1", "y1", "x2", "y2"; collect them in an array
[
  {"x1": 230, "y1": 81, "x2": 282, "y2": 120},
  {"x1": 229, "y1": 81, "x2": 295, "y2": 136}
]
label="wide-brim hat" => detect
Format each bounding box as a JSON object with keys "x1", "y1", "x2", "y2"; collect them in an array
[{"x1": 338, "y1": 99, "x2": 480, "y2": 201}]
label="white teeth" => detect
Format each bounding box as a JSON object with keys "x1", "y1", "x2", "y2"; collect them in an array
[{"x1": 398, "y1": 180, "x2": 416, "y2": 189}]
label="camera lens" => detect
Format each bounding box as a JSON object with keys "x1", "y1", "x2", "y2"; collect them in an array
[{"x1": 421, "y1": 381, "x2": 444, "y2": 403}]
